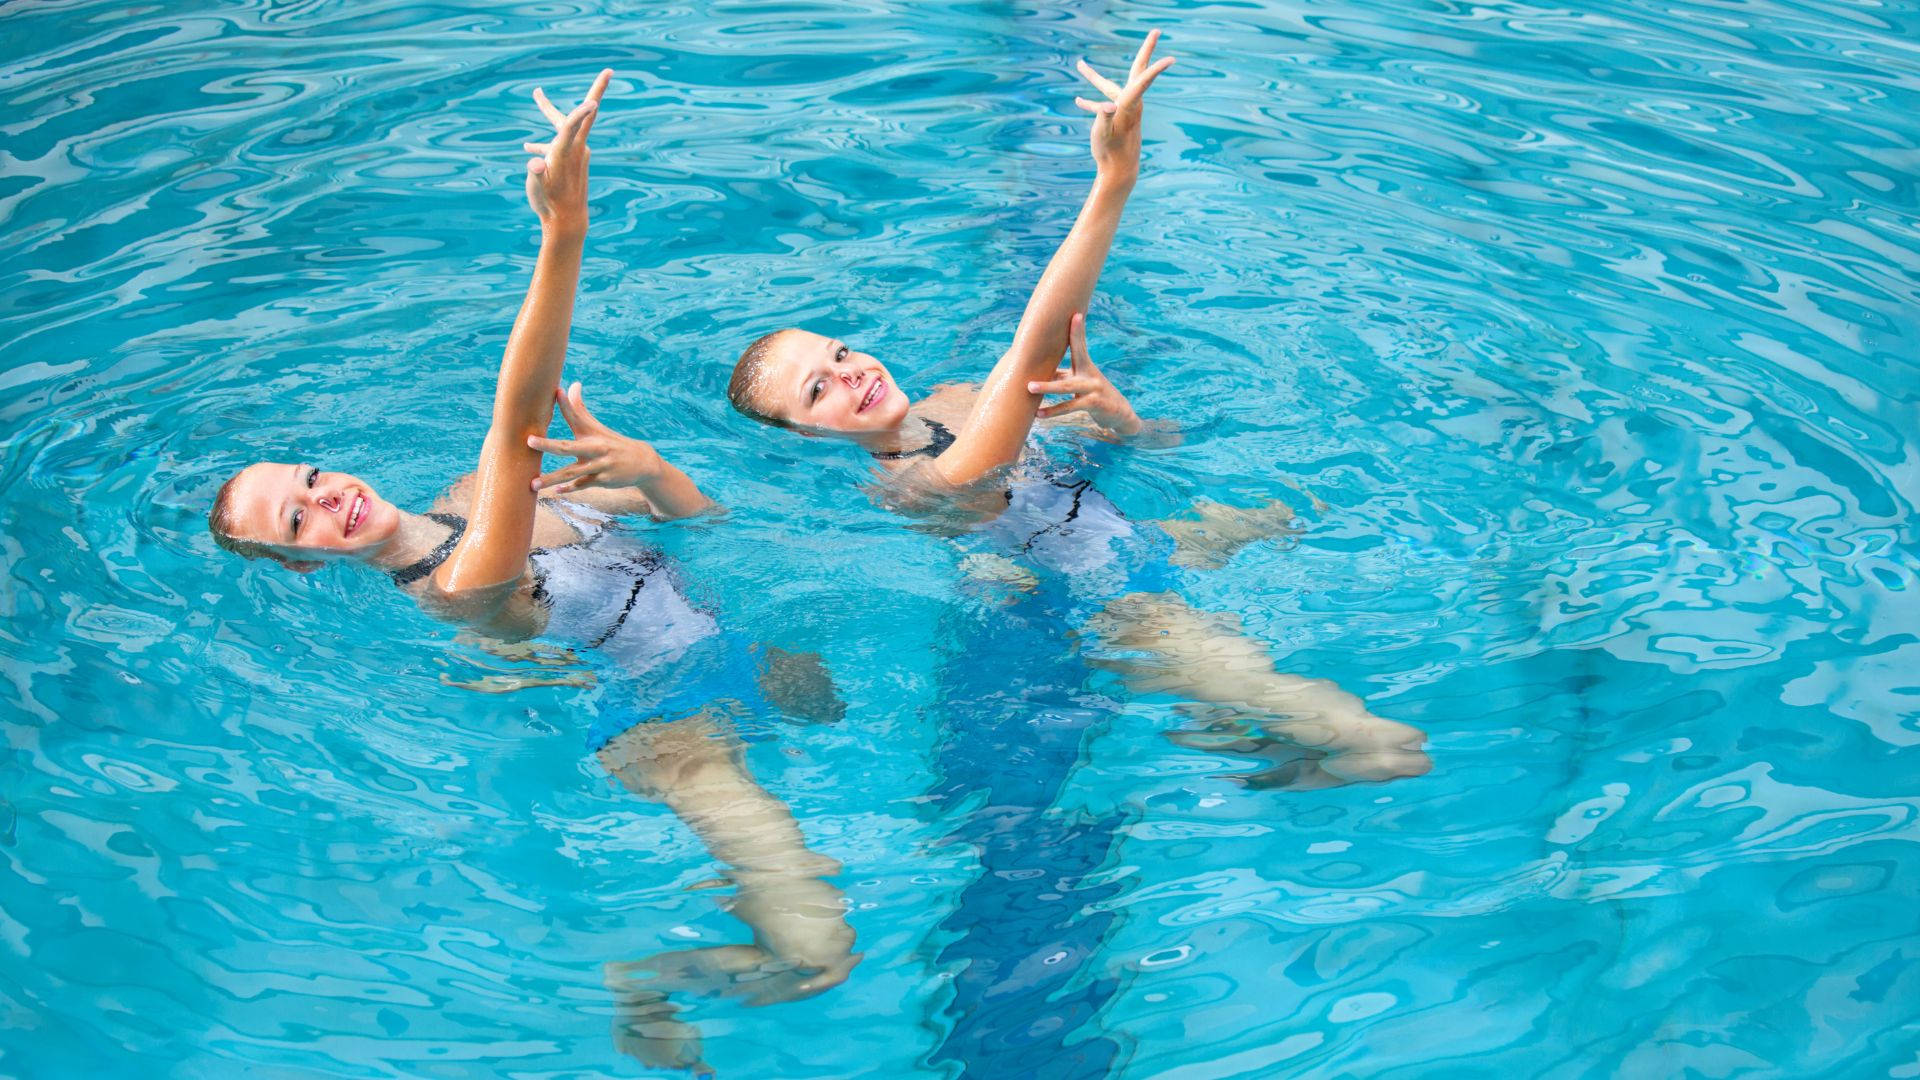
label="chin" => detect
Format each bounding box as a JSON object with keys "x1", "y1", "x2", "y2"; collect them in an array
[{"x1": 358, "y1": 498, "x2": 401, "y2": 546}]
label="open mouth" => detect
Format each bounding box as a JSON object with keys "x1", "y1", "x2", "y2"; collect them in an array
[
  {"x1": 857, "y1": 377, "x2": 886, "y2": 414},
  {"x1": 344, "y1": 493, "x2": 367, "y2": 537}
]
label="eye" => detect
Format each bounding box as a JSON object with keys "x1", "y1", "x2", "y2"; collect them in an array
[
  {"x1": 306, "y1": 466, "x2": 319, "y2": 488},
  {"x1": 834, "y1": 345, "x2": 849, "y2": 362},
  {"x1": 808, "y1": 379, "x2": 826, "y2": 403},
  {"x1": 292, "y1": 508, "x2": 305, "y2": 534}
]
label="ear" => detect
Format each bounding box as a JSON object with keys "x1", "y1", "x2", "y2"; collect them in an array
[{"x1": 283, "y1": 559, "x2": 323, "y2": 574}]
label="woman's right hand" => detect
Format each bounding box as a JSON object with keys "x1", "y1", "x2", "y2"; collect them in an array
[
  {"x1": 1073, "y1": 30, "x2": 1174, "y2": 183},
  {"x1": 522, "y1": 69, "x2": 611, "y2": 235},
  {"x1": 529, "y1": 382, "x2": 665, "y2": 494},
  {"x1": 1029, "y1": 313, "x2": 1145, "y2": 435}
]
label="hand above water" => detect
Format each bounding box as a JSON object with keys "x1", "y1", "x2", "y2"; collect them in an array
[
  {"x1": 1029, "y1": 312, "x2": 1144, "y2": 435},
  {"x1": 1073, "y1": 29, "x2": 1174, "y2": 184},
  {"x1": 529, "y1": 382, "x2": 667, "y2": 494},
  {"x1": 521, "y1": 68, "x2": 611, "y2": 236}
]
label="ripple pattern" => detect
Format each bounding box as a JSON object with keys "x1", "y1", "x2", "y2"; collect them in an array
[{"x1": 3, "y1": 0, "x2": 1918, "y2": 1076}]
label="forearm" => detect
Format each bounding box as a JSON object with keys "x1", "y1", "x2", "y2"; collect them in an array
[
  {"x1": 1006, "y1": 172, "x2": 1135, "y2": 368},
  {"x1": 635, "y1": 461, "x2": 715, "y2": 520},
  {"x1": 935, "y1": 174, "x2": 1136, "y2": 485},
  {"x1": 494, "y1": 224, "x2": 585, "y2": 432},
  {"x1": 435, "y1": 226, "x2": 584, "y2": 593}
]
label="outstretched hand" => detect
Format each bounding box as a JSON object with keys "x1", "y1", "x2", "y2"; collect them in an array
[
  {"x1": 1073, "y1": 29, "x2": 1174, "y2": 181},
  {"x1": 1028, "y1": 313, "x2": 1144, "y2": 435},
  {"x1": 529, "y1": 382, "x2": 666, "y2": 494},
  {"x1": 522, "y1": 68, "x2": 612, "y2": 233}
]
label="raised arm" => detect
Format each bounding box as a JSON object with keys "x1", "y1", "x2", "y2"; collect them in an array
[
  {"x1": 528, "y1": 381, "x2": 718, "y2": 520},
  {"x1": 432, "y1": 70, "x2": 611, "y2": 598},
  {"x1": 934, "y1": 31, "x2": 1173, "y2": 486}
]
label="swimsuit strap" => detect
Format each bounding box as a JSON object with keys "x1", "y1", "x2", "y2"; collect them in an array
[
  {"x1": 871, "y1": 417, "x2": 955, "y2": 460},
  {"x1": 388, "y1": 512, "x2": 466, "y2": 587}
]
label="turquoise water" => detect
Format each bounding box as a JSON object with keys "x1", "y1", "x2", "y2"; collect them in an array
[{"x1": 3, "y1": 0, "x2": 1918, "y2": 1075}]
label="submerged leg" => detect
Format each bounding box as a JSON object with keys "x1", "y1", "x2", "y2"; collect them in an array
[
  {"x1": 1153, "y1": 497, "x2": 1299, "y2": 570},
  {"x1": 602, "y1": 981, "x2": 711, "y2": 1079},
  {"x1": 1088, "y1": 592, "x2": 1430, "y2": 785},
  {"x1": 594, "y1": 711, "x2": 860, "y2": 1058}
]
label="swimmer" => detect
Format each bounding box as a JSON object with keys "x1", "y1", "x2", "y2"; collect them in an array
[
  {"x1": 722, "y1": 32, "x2": 1175, "y2": 489},
  {"x1": 703, "y1": 30, "x2": 1428, "y2": 785},
  {"x1": 203, "y1": 71, "x2": 857, "y2": 1066}
]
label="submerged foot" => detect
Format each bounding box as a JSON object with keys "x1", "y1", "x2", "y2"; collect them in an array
[
  {"x1": 1166, "y1": 704, "x2": 1429, "y2": 789},
  {"x1": 754, "y1": 647, "x2": 846, "y2": 724},
  {"x1": 1156, "y1": 497, "x2": 1299, "y2": 571},
  {"x1": 602, "y1": 980, "x2": 711, "y2": 1078}
]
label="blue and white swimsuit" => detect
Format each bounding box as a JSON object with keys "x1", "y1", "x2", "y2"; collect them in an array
[{"x1": 389, "y1": 500, "x2": 760, "y2": 749}]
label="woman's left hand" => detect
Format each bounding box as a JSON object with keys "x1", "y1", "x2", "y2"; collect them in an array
[
  {"x1": 522, "y1": 69, "x2": 611, "y2": 235},
  {"x1": 529, "y1": 382, "x2": 665, "y2": 494},
  {"x1": 1074, "y1": 30, "x2": 1174, "y2": 183},
  {"x1": 1028, "y1": 313, "x2": 1144, "y2": 435}
]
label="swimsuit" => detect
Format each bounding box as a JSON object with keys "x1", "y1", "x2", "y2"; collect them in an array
[
  {"x1": 392, "y1": 501, "x2": 761, "y2": 749},
  {"x1": 868, "y1": 421, "x2": 1178, "y2": 599},
  {"x1": 870, "y1": 416, "x2": 956, "y2": 460}
]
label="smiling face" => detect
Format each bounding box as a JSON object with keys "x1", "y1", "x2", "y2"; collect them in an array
[
  {"x1": 739, "y1": 329, "x2": 912, "y2": 435},
  {"x1": 213, "y1": 462, "x2": 401, "y2": 571}
]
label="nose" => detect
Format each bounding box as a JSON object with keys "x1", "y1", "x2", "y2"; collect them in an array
[{"x1": 839, "y1": 369, "x2": 861, "y2": 389}]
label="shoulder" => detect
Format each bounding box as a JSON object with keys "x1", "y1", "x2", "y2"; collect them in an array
[
  {"x1": 433, "y1": 474, "x2": 476, "y2": 516},
  {"x1": 925, "y1": 382, "x2": 978, "y2": 404},
  {"x1": 918, "y1": 383, "x2": 978, "y2": 425},
  {"x1": 546, "y1": 486, "x2": 655, "y2": 518},
  {"x1": 410, "y1": 569, "x2": 548, "y2": 642}
]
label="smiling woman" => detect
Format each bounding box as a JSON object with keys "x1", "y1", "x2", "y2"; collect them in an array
[
  {"x1": 205, "y1": 69, "x2": 714, "y2": 641},
  {"x1": 201, "y1": 72, "x2": 862, "y2": 1069},
  {"x1": 211, "y1": 463, "x2": 401, "y2": 571}
]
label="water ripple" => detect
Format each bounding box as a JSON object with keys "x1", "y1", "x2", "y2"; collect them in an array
[{"x1": 4, "y1": 0, "x2": 1919, "y2": 1074}]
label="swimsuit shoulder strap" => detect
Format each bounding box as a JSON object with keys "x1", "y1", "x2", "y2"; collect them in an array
[
  {"x1": 389, "y1": 512, "x2": 466, "y2": 587},
  {"x1": 872, "y1": 417, "x2": 956, "y2": 460}
]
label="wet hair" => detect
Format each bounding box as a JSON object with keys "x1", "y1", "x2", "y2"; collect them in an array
[
  {"x1": 208, "y1": 470, "x2": 289, "y2": 567},
  {"x1": 728, "y1": 329, "x2": 798, "y2": 428}
]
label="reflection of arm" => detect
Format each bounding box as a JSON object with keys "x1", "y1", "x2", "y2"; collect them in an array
[{"x1": 933, "y1": 175, "x2": 1134, "y2": 487}]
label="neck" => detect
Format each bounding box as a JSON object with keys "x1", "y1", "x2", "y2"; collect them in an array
[
  {"x1": 363, "y1": 510, "x2": 453, "y2": 574},
  {"x1": 856, "y1": 412, "x2": 936, "y2": 457}
]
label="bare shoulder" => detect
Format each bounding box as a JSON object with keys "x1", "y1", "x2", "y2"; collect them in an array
[
  {"x1": 413, "y1": 572, "x2": 548, "y2": 642},
  {"x1": 925, "y1": 382, "x2": 978, "y2": 404},
  {"x1": 433, "y1": 474, "x2": 476, "y2": 515},
  {"x1": 1037, "y1": 410, "x2": 1102, "y2": 432},
  {"x1": 920, "y1": 383, "x2": 979, "y2": 425}
]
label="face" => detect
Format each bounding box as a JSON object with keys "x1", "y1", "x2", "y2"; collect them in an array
[
  {"x1": 222, "y1": 462, "x2": 402, "y2": 571},
  {"x1": 759, "y1": 330, "x2": 912, "y2": 434}
]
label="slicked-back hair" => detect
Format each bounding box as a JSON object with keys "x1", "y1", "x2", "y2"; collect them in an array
[
  {"x1": 728, "y1": 329, "x2": 798, "y2": 428},
  {"x1": 208, "y1": 471, "x2": 285, "y2": 566}
]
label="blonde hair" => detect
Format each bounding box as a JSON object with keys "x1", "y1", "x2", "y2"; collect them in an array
[
  {"x1": 727, "y1": 329, "x2": 798, "y2": 427},
  {"x1": 208, "y1": 470, "x2": 292, "y2": 568}
]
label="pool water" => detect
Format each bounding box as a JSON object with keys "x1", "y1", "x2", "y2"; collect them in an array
[{"x1": 3, "y1": 0, "x2": 1917, "y2": 1076}]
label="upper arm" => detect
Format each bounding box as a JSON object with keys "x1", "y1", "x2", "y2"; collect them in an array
[{"x1": 933, "y1": 349, "x2": 1049, "y2": 486}]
